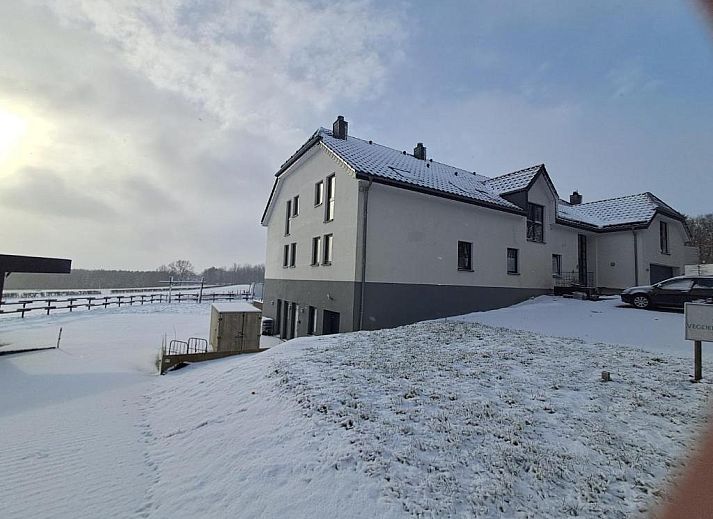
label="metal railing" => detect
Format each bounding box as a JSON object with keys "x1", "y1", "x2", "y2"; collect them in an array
[
  {"x1": 553, "y1": 271, "x2": 595, "y2": 289},
  {"x1": 166, "y1": 338, "x2": 209, "y2": 355}
]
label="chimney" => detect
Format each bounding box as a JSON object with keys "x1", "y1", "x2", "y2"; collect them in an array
[
  {"x1": 414, "y1": 142, "x2": 427, "y2": 160},
  {"x1": 570, "y1": 191, "x2": 583, "y2": 205},
  {"x1": 332, "y1": 115, "x2": 348, "y2": 140}
]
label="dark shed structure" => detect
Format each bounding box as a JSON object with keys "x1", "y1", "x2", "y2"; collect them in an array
[{"x1": 0, "y1": 254, "x2": 72, "y2": 300}]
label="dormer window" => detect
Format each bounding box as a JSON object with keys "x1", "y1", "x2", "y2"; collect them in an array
[{"x1": 527, "y1": 203, "x2": 544, "y2": 243}]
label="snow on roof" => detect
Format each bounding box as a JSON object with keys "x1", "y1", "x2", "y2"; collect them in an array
[
  {"x1": 483, "y1": 165, "x2": 543, "y2": 194},
  {"x1": 318, "y1": 128, "x2": 520, "y2": 211},
  {"x1": 269, "y1": 127, "x2": 684, "y2": 231},
  {"x1": 557, "y1": 192, "x2": 680, "y2": 228},
  {"x1": 211, "y1": 302, "x2": 261, "y2": 313}
]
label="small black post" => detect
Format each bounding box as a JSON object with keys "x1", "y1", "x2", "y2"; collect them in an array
[{"x1": 695, "y1": 340, "x2": 702, "y2": 382}]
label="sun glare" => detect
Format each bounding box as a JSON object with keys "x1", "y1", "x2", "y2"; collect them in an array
[{"x1": 0, "y1": 108, "x2": 28, "y2": 161}]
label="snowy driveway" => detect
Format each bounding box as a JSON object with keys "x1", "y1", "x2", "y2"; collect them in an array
[{"x1": 453, "y1": 296, "x2": 692, "y2": 357}]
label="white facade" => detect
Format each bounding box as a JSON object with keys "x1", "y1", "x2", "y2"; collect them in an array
[{"x1": 261, "y1": 120, "x2": 697, "y2": 336}]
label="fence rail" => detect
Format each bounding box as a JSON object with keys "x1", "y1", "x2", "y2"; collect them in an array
[{"x1": 0, "y1": 291, "x2": 251, "y2": 318}]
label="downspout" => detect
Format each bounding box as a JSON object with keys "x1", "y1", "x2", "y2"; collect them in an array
[
  {"x1": 358, "y1": 176, "x2": 373, "y2": 331},
  {"x1": 632, "y1": 227, "x2": 639, "y2": 286}
]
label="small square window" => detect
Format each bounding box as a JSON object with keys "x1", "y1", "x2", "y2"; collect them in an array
[
  {"x1": 457, "y1": 241, "x2": 473, "y2": 271},
  {"x1": 507, "y1": 248, "x2": 519, "y2": 274}
]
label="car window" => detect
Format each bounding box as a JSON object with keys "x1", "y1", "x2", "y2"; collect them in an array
[
  {"x1": 694, "y1": 278, "x2": 713, "y2": 289},
  {"x1": 658, "y1": 279, "x2": 694, "y2": 290}
]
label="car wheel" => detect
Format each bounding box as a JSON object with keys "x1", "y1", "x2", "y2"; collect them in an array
[{"x1": 632, "y1": 295, "x2": 650, "y2": 309}]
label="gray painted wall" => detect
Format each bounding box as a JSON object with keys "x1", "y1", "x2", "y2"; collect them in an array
[
  {"x1": 264, "y1": 278, "x2": 547, "y2": 335},
  {"x1": 361, "y1": 282, "x2": 548, "y2": 331},
  {"x1": 263, "y1": 278, "x2": 359, "y2": 336}
]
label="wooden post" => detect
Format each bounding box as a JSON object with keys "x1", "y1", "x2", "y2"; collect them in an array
[
  {"x1": 695, "y1": 340, "x2": 702, "y2": 382},
  {"x1": 199, "y1": 277, "x2": 204, "y2": 304}
]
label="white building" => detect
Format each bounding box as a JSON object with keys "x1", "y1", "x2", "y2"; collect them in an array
[{"x1": 261, "y1": 116, "x2": 698, "y2": 338}]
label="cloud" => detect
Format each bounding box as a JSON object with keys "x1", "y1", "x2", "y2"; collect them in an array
[
  {"x1": 0, "y1": 167, "x2": 117, "y2": 219},
  {"x1": 0, "y1": 0, "x2": 406, "y2": 269}
]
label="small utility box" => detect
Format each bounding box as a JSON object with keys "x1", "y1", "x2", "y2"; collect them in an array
[{"x1": 210, "y1": 302, "x2": 262, "y2": 353}]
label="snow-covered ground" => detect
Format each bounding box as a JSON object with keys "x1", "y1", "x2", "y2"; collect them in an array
[
  {"x1": 1, "y1": 297, "x2": 711, "y2": 518},
  {"x1": 452, "y1": 295, "x2": 692, "y2": 357}
]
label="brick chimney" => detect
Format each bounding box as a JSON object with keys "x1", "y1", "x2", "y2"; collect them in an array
[
  {"x1": 414, "y1": 142, "x2": 426, "y2": 160},
  {"x1": 570, "y1": 191, "x2": 583, "y2": 205},
  {"x1": 332, "y1": 115, "x2": 348, "y2": 140}
]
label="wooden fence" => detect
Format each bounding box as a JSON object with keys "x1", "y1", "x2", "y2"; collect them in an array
[{"x1": 0, "y1": 291, "x2": 250, "y2": 318}]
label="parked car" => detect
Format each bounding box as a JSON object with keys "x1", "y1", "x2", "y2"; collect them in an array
[{"x1": 621, "y1": 276, "x2": 713, "y2": 309}]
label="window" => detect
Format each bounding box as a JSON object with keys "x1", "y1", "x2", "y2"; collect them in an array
[
  {"x1": 325, "y1": 174, "x2": 336, "y2": 221},
  {"x1": 315, "y1": 181, "x2": 324, "y2": 206},
  {"x1": 527, "y1": 203, "x2": 544, "y2": 243},
  {"x1": 552, "y1": 254, "x2": 562, "y2": 277},
  {"x1": 658, "y1": 279, "x2": 693, "y2": 290},
  {"x1": 457, "y1": 241, "x2": 473, "y2": 271},
  {"x1": 323, "y1": 234, "x2": 333, "y2": 264},
  {"x1": 283, "y1": 244, "x2": 289, "y2": 268},
  {"x1": 507, "y1": 248, "x2": 519, "y2": 274},
  {"x1": 660, "y1": 221, "x2": 669, "y2": 254},
  {"x1": 292, "y1": 196, "x2": 299, "y2": 217},
  {"x1": 693, "y1": 278, "x2": 713, "y2": 289},
  {"x1": 308, "y1": 306, "x2": 317, "y2": 335},
  {"x1": 694, "y1": 278, "x2": 713, "y2": 288},
  {"x1": 311, "y1": 236, "x2": 322, "y2": 266},
  {"x1": 289, "y1": 242, "x2": 296, "y2": 267},
  {"x1": 285, "y1": 200, "x2": 291, "y2": 235}
]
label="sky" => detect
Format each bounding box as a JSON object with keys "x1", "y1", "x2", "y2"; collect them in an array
[{"x1": 1, "y1": 0, "x2": 712, "y2": 270}]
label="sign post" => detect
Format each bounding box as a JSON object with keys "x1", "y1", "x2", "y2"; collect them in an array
[{"x1": 685, "y1": 303, "x2": 713, "y2": 382}]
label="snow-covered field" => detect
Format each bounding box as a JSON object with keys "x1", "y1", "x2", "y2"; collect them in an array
[{"x1": 1, "y1": 297, "x2": 711, "y2": 518}]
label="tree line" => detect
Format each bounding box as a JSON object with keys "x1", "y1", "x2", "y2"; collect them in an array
[
  {"x1": 4, "y1": 260, "x2": 265, "y2": 290},
  {"x1": 688, "y1": 214, "x2": 713, "y2": 264}
]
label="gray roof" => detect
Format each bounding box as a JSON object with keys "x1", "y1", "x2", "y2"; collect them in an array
[
  {"x1": 264, "y1": 127, "x2": 685, "y2": 230},
  {"x1": 319, "y1": 128, "x2": 519, "y2": 211},
  {"x1": 557, "y1": 193, "x2": 684, "y2": 229},
  {"x1": 483, "y1": 165, "x2": 543, "y2": 194}
]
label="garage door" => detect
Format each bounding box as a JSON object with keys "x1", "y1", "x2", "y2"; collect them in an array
[{"x1": 650, "y1": 264, "x2": 674, "y2": 284}]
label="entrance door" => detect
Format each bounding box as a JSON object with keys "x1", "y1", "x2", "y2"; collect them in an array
[
  {"x1": 281, "y1": 300, "x2": 289, "y2": 340},
  {"x1": 322, "y1": 310, "x2": 340, "y2": 335},
  {"x1": 650, "y1": 264, "x2": 674, "y2": 285},
  {"x1": 577, "y1": 234, "x2": 588, "y2": 286},
  {"x1": 290, "y1": 303, "x2": 299, "y2": 339}
]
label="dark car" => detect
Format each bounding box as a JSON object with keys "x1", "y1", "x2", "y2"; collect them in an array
[{"x1": 621, "y1": 276, "x2": 713, "y2": 309}]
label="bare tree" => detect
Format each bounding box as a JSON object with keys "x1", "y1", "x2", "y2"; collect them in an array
[{"x1": 688, "y1": 214, "x2": 713, "y2": 264}]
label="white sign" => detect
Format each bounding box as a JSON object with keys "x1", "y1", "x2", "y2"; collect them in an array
[
  {"x1": 685, "y1": 303, "x2": 713, "y2": 342},
  {"x1": 684, "y1": 264, "x2": 713, "y2": 276}
]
